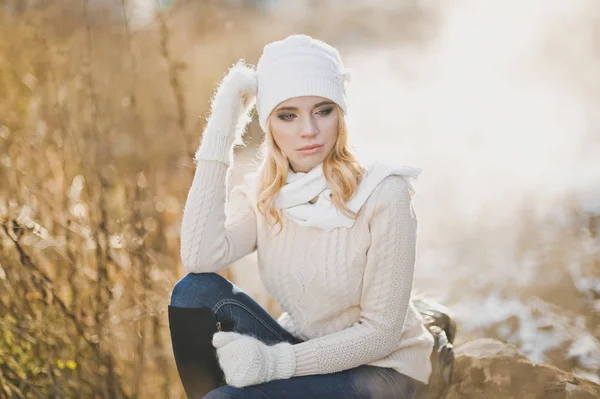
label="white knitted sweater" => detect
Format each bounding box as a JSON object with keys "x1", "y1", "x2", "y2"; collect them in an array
[{"x1": 180, "y1": 156, "x2": 435, "y2": 384}]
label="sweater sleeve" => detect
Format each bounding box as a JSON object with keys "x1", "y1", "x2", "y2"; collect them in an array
[
  {"x1": 290, "y1": 175, "x2": 418, "y2": 376},
  {"x1": 179, "y1": 159, "x2": 258, "y2": 274}
]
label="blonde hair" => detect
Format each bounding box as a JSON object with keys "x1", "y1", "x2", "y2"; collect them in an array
[{"x1": 255, "y1": 105, "x2": 364, "y2": 234}]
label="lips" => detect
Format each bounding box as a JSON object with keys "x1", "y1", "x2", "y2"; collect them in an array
[{"x1": 298, "y1": 144, "x2": 323, "y2": 151}]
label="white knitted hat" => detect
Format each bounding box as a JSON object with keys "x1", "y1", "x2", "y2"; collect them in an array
[{"x1": 256, "y1": 34, "x2": 352, "y2": 132}]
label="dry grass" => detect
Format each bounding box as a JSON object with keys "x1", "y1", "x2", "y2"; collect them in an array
[{"x1": 0, "y1": 2, "x2": 276, "y2": 397}]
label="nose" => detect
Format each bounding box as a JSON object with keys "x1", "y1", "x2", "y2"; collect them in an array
[{"x1": 300, "y1": 115, "x2": 319, "y2": 138}]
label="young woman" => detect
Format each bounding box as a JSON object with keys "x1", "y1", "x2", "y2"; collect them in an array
[{"x1": 169, "y1": 34, "x2": 451, "y2": 399}]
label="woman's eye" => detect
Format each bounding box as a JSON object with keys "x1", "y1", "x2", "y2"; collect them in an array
[
  {"x1": 278, "y1": 113, "x2": 295, "y2": 121},
  {"x1": 317, "y1": 108, "x2": 333, "y2": 116}
]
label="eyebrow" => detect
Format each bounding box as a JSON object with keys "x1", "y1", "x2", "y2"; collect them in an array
[{"x1": 275, "y1": 101, "x2": 336, "y2": 112}]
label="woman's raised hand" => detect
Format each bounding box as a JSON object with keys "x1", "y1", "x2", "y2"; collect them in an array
[{"x1": 195, "y1": 60, "x2": 258, "y2": 166}]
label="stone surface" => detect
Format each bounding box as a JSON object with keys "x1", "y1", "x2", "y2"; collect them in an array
[{"x1": 444, "y1": 338, "x2": 600, "y2": 399}]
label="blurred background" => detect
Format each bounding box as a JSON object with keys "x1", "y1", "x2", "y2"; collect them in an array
[{"x1": 1, "y1": 0, "x2": 599, "y2": 397}]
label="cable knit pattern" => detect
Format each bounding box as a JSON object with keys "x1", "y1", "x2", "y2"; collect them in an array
[
  {"x1": 180, "y1": 161, "x2": 257, "y2": 273},
  {"x1": 180, "y1": 158, "x2": 435, "y2": 384},
  {"x1": 291, "y1": 176, "x2": 427, "y2": 377}
]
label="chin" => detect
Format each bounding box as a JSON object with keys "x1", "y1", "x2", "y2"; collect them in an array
[{"x1": 289, "y1": 157, "x2": 324, "y2": 173}]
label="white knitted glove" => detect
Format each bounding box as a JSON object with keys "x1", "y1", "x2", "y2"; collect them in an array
[
  {"x1": 212, "y1": 331, "x2": 296, "y2": 388},
  {"x1": 195, "y1": 60, "x2": 258, "y2": 166}
]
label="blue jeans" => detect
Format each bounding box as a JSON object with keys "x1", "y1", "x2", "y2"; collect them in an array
[{"x1": 170, "y1": 273, "x2": 425, "y2": 399}]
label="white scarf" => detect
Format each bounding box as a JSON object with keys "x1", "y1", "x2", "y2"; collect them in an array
[{"x1": 243, "y1": 160, "x2": 421, "y2": 231}]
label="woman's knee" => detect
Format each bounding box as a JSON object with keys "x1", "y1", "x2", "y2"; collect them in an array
[{"x1": 170, "y1": 272, "x2": 233, "y2": 308}]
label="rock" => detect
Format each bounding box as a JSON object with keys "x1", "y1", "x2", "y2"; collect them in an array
[{"x1": 445, "y1": 338, "x2": 600, "y2": 399}]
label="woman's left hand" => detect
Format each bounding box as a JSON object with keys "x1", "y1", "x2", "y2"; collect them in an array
[{"x1": 212, "y1": 331, "x2": 296, "y2": 388}]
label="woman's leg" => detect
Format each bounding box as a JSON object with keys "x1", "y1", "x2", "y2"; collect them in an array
[
  {"x1": 170, "y1": 273, "x2": 425, "y2": 399},
  {"x1": 168, "y1": 272, "x2": 302, "y2": 398},
  {"x1": 168, "y1": 306, "x2": 224, "y2": 398},
  {"x1": 204, "y1": 365, "x2": 424, "y2": 399},
  {"x1": 170, "y1": 272, "x2": 300, "y2": 344}
]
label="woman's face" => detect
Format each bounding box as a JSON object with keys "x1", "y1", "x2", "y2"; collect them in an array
[{"x1": 268, "y1": 96, "x2": 339, "y2": 173}]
